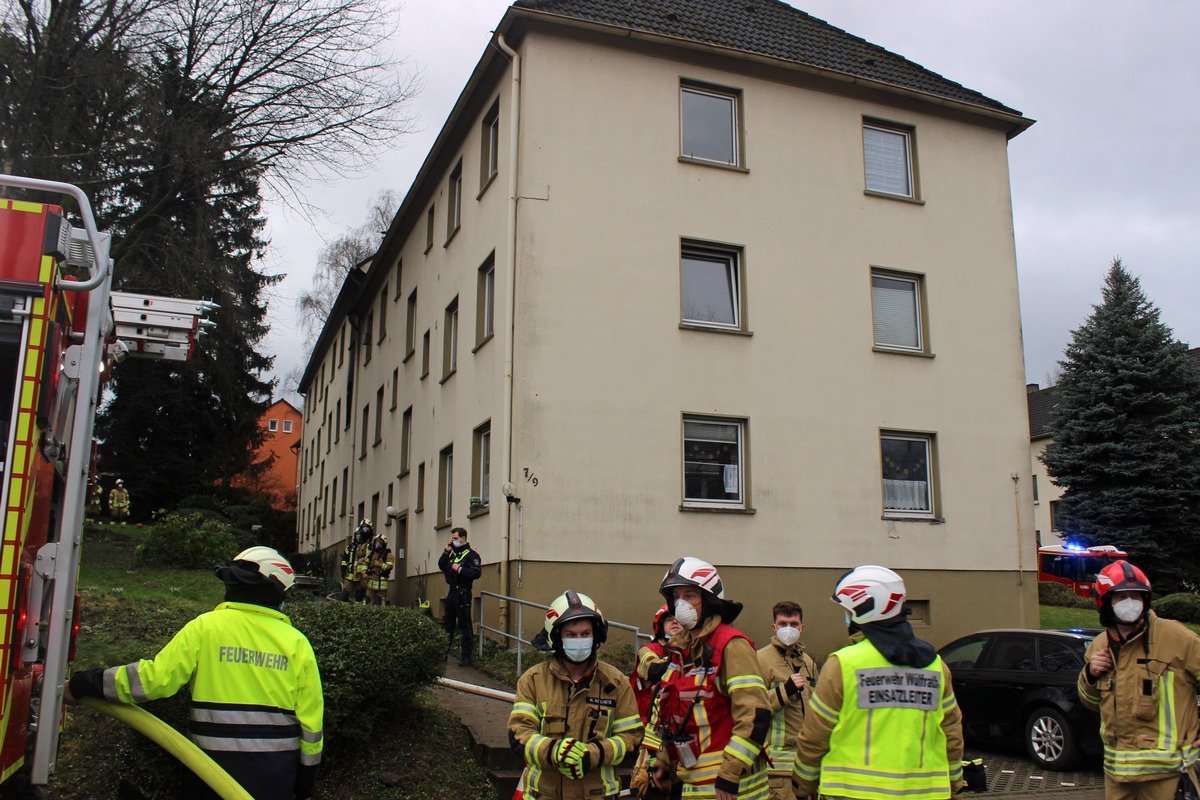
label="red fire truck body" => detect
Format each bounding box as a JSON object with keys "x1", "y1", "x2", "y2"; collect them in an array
[{"x1": 0, "y1": 175, "x2": 212, "y2": 787}]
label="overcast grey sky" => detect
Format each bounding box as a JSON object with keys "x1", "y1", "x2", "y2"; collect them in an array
[{"x1": 261, "y1": 0, "x2": 1200, "y2": 401}]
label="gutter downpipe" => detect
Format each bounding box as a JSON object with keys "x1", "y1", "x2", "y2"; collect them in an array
[{"x1": 495, "y1": 32, "x2": 520, "y2": 635}]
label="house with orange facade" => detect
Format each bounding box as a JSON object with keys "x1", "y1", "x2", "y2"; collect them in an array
[{"x1": 232, "y1": 399, "x2": 302, "y2": 510}]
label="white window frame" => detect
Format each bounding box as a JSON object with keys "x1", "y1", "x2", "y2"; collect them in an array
[
  {"x1": 880, "y1": 431, "x2": 936, "y2": 519},
  {"x1": 479, "y1": 258, "x2": 495, "y2": 342},
  {"x1": 871, "y1": 270, "x2": 925, "y2": 352},
  {"x1": 681, "y1": 242, "x2": 741, "y2": 330},
  {"x1": 282, "y1": 420, "x2": 293, "y2": 434},
  {"x1": 680, "y1": 84, "x2": 740, "y2": 167},
  {"x1": 682, "y1": 415, "x2": 745, "y2": 508},
  {"x1": 863, "y1": 122, "x2": 915, "y2": 198}
]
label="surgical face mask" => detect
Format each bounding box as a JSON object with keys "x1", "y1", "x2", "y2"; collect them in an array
[
  {"x1": 562, "y1": 637, "x2": 593, "y2": 663},
  {"x1": 674, "y1": 598, "x2": 699, "y2": 630},
  {"x1": 845, "y1": 612, "x2": 852, "y2": 627},
  {"x1": 452, "y1": 539, "x2": 465, "y2": 549},
  {"x1": 1112, "y1": 596, "x2": 1145, "y2": 624},
  {"x1": 776, "y1": 626, "x2": 801, "y2": 647}
]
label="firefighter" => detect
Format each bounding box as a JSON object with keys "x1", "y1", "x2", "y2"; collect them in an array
[
  {"x1": 108, "y1": 478, "x2": 130, "y2": 524},
  {"x1": 793, "y1": 565, "x2": 963, "y2": 800},
  {"x1": 340, "y1": 520, "x2": 372, "y2": 602},
  {"x1": 438, "y1": 526, "x2": 481, "y2": 666},
  {"x1": 86, "y1": 478, "x2": 103, "y2": 517},
  {"x1": 66, "y1": 546, "x2": 323, "y2": 800},
  {"x1": 364, "y1": 530, "x2": 393, "y2": 606},
  {"x1": 756, "y1": 601, "x2": 818, "y2": 800},
  {"x1": 508, "y1": 590, "x2": 644, "y2": 799},
  {"x1": 1078, "y1": 560, "x2": 1200, "y2": 800},
  {"x1": 630, "y1": 605, "x2": 682, "y2": 798},
  {"x1": 650, "y1": 557, "x2": 771, "y2": 800}
]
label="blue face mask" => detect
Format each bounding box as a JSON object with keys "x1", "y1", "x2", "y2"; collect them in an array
[{"x1": 562, "y1": 637, "x2": 594, "y2": 663}]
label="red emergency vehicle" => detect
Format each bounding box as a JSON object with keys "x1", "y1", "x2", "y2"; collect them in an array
[
  {"x1": 1037, "y1": 543, "x2": 1129, "y2": 599},
  {"x1": 0, "y1": 174, "x2": 212, "y2": 788}
]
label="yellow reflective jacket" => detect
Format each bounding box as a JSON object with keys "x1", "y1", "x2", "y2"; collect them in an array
[
  {"x1": 99, "y1": 601, "x2": 323, "y2": 799},
  {"x1": 794, "y1": 638, "x2": 963, "y2": 800},
  {"x1": 1078, "y1": 612, "x2": 1200, "y2": 781},
  {"x1": 756, "y1": 637, "x2": 818, "y2": 776},
  {"x1": 509, "y1": 656, "x2": 644, "y2": 799}
]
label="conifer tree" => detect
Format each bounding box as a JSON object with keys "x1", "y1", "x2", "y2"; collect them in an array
[{"x1": 1041, "y1": 260, "x2": 1200, "y2": 588}]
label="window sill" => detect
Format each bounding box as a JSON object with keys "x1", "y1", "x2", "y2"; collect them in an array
[
  {"x1": 678, "y1": 156, "x2": 750, "y2": 174},
  {"x1": 424, "y1": 242, "x2": 433, "y2": 255},
  {"x1": 397, "y1": 468, "x2": 410, "y2": 479},
  {"x1": 881, "y1": 514, "x2": 945, "y2": 523},
  {"x1": 403, "y1": 349, "x2": 415, "y2": 364},
  {"x1": 373, "y1": 438, "x2": 382, "y2": 448},
  {"x1": 679, "y1": 323, "x2": 753, "y2": 337},
  {"x1": 679, "y1": 505, "x2": 756, "y2": 514},
  {"x1": 477, "y1": 172, "x2": 497, "y2": 200},
  {"x1": 864, "y1": 189, "x2": 925, "y2": 206},
  {"x1": 472, "y1": 333, "x2": 494, "y2": 354},
  {"x1": 434, "y1": 520, "x2": 452, "y2": 531},
  {"x1": 467, "y1": 505, "x2": 490, "y2": 519},
  {"x1": 439, "y1": 368, "x2": 456, "y2": 385},
  {"x1": 415, "y1": 507, "x2": 424, "y2": 515},
  {"x1": 420, "y1": 370, "x2": 429, "y2": 381},
  {"x1": 872, "y1": 346, "x2": 934, "y2": 358},
  {"x1": 444, "y1": 226, "x2": 461, "y2": 248}
]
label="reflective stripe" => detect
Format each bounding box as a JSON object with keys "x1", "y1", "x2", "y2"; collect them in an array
[
  {"x1": 300, "y1": 751, "x2": 321, "y2": 766},
  {"x1": 809, "y1": 694, "x2": 838, "y2": 723},
  {"x1": 510, "y1": 701, "x2": 540, "y2": 721},
  {"x1": 725, "y1": 734, "x2": 760, "y2": 767},
  {"x1": 192, "y1": 734, "x2": 299, "y2": 752},
  {"x1": 526, "y1": 733, "x2": 553, "y2": 766},
  {"x1": 726, "y1": 674, "x2": 767, "y2": 692},
  {"x1": 190, "y1": 708, "x2": 299, "y2": 727},
  {"x1": 301, "y1": 729, "x2": 322, "y2": 744},
  {"x1": 102, "y1": 666, "x2": 121, "y2": 702},
  {"x1": 941, "y1": 695, "x2": 957, "y2": 712},
  {"x1": 794, "y1": 760, "x2": 820, "y2": 780},
  {"x1": 611, "y1": 714, "x2": 643, "y2": 734},
  {"x1": 1159, "y1": 674, "x2": 1175, "y2": 751},
  {"x1": 608, "y1": 735, "x2": 628, "y2": 764},
  {"x1": 125, "y1": 663, "x2": 147, "y2": 702}
]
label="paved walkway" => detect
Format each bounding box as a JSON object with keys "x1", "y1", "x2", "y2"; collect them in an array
[{"x1": 432, "y1": 657, "x2": 1107, "y2": 800}]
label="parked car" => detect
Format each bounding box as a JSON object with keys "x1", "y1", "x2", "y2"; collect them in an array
[{"x1": 937, "y1": 628, "x2": 1103, "y2": 770}]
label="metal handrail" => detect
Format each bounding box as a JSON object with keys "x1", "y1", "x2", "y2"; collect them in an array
[{"x1": 478, "y1": 590, "x2": 651, "y2": 676}]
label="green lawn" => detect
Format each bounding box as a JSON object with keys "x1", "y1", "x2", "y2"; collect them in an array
[{"x1": 1040, "y1": 603, "x2": 1200, "y2": 634}]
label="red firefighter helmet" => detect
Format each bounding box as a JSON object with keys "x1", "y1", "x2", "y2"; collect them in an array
[
  {"x1": 1093, "y1": 560, "x2": 1151, "y2": 608},
  {"x1": 652, "y1": 604, "x2": 671, "y2": 638}
]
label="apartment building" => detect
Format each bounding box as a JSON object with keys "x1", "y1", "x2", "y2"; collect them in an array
[{"x1": 297, "y1": 0, "x2": 1038, "y2": 656}]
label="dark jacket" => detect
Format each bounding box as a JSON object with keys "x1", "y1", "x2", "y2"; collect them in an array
[{"x1": 438, "y1": 544, "x2": 481, "y2": 588}]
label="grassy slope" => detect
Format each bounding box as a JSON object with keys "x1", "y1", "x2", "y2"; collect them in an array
[
  {"x1": 47, "y1": 526, "x2": 498, "y2": 800},
  {"x1": 1040, "y1": 603, "x2": 1200, "y2": 634}
]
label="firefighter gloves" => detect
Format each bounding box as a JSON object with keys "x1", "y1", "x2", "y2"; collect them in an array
[{"x1": 551, "y1": 738, "x2": 591, "y2": 779}]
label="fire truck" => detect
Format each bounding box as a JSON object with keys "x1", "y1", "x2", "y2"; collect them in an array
[
  {"x1": 1037, "y1": 542, "x2": 1129, "y2": 599},
  {"x1": 0, "y1": 174, "x2": 214, "y2": 790}
]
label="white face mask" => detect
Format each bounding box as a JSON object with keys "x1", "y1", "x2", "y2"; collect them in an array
[
  {"x1": 674, "y1": 598, "x2": 699, "y2": 630},
  {"x1": 845, "y1": 612, "x2": 853, "y2": 627},
  {"x1": 775, "y1": 626, "x2": 801, "y2": 647},
  {"x1": 1112, "y1": 596, "x2": 1145, "y2": 624},
  {"x1": 562, "y1": 637, "x2": 593, "y2": 663}
]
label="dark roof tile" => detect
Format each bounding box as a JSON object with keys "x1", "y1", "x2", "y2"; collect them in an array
[{"x1": 514, "y1": 0, "x2": 1021, "y2": 114}]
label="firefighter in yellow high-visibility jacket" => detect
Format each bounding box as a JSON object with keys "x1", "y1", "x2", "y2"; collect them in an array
[{"x1": 66, "y1": 547, "x2": 324, "y2": 800}]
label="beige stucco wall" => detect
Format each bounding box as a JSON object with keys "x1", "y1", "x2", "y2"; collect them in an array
[{"x1": 301, "y1": 23, "x2": 1040, "y2": 637}]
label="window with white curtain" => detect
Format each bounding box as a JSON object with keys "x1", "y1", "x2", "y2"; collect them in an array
[
  {"x1": 864, "y1": 123, "x2": 915, "y2": 198},
  {"x1": 881, "y1": 432, "x2": 935, "y2": 517},
  {"x1": 871, "y1": 271, "x2": 924, "y2": 351},
  {"x1": 683, "y1": 416, "x2": 746, "y2": 507},
  {"x1": 681, "y1": 243, "x2": 741, "y2": 330}
]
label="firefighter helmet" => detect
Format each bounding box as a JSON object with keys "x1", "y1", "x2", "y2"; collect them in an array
[
  {"x1": 115, "y1": 479, "x2": 124, "y2": 487},
  {"x1": 543, "y1": 590, "x2": 608, "y2": 649},
  {"x1": 652, "y1": 604, "x2": 671, "y2": 638},
  {"x1": 217, "y1": 546, "x2": 296, "y2": 593},
  {"x1": 659, "y1": 557, "x2": 725, "y2": 605},
  {"x1": 832, "y1": 565, "x2": 906, "y2": 624},
  {"x1": 1093, "y1": 560, "x2": 1151, "y2": 607}
]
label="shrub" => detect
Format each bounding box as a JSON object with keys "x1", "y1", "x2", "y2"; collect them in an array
[
  {"x1": 1038, "y1": 581, "x2": 1094, "y2": 608},
  {"x1": 134, "y1": 511, "x2": 238, "y2": 569},
  {"x1": 1152, "y1": 592, "x2": 1200, "y2": 624},
  {"x1": 289, "y1": 602, "x2": 444, "y2": 751}
]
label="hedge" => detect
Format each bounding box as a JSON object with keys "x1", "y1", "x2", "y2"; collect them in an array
[
  {"x1": 289, "y1": 601, "x2": 446, "y2": 749},
  {"x1": 1038, "y1": 581, "x2": 1095, "y2": 608},
  {"x1": 134, "y1": 511, "x2": 238, "y2": 569},
  {"x1": 1152, "y1": 593, "x2": 1200, "y2": 624}
]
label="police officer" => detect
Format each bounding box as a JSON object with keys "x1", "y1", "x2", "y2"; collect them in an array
[
  {"x1": 509, "y1": 590, "x2": 644, "y2": 799},
  {"x1": 793, "y1": 565, "x2": 962, "y2": 800},
  {"x1": 66, "y1": 546, "x2": 324, "y2": 800},
  {"x1": 438, "y1": 526, "x2": 481, "y2": 666}
]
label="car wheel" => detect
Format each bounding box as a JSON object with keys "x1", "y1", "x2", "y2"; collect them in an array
[{"x1": 1025, "y1": 706, "x2": 1078, "y2": 770}]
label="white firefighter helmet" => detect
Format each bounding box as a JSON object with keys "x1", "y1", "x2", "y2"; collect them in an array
[
  {"x1": 832, "y1": 565, "x2": 906, "y2": 624},
  {"x1": 543, "y1": 590, "x2": 608, "y2": 649},
  {"x1": 231, "y1": 546, "x2": 296, "y2": 592},
  {"x1": 659, "y1": 556, "x2": 725, "y2": 605}
]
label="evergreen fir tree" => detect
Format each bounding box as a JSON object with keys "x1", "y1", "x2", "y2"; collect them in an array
[{"x1": 1041, "y1": 260, "x2": 1200, "y2": 588}]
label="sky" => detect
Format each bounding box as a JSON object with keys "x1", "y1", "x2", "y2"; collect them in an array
[{"x1": 259, "y1": 0, "x2": 1200, "y2": 402}]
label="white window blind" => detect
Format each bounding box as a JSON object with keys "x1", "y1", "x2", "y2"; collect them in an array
[
  {"x1": 872, "y1": 275, "x2": 920, "y2": 349},
  {"x1": 864, "y1": 126, "x2": 911, "y2": 196}
]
